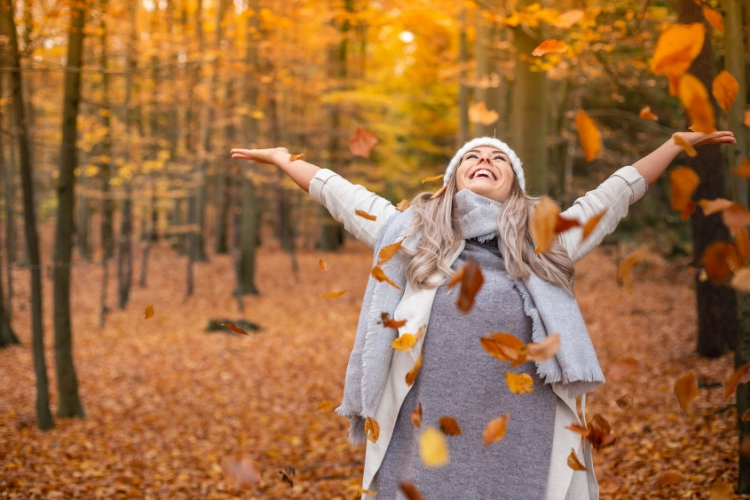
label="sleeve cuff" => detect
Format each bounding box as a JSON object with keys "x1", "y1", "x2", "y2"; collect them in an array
[
  {"x1": 309, "y1": 168, "x2": 341, "y2": 204},
  {"x1": 609, "y1": 165, "x2": 648, "y2": 204}
]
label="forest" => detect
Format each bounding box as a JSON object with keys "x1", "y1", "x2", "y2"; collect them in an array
[{"x1": 0, "y1": 0, "x2": 749, "y2": 498}]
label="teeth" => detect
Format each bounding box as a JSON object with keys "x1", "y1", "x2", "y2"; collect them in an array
[{"x1": 472, "y1": 169, "x2": 495, "y2": 180}]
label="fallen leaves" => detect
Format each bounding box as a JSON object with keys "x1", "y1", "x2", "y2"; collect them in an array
[
  {"x1": 672, "y1": 134, "x2": 697, "y2": 157},
  {"x1": 702, "y1": 7, "x2": 723, "y2": 31},
  {"x1": 365, "y1": 417, "x2": 380, "y2": 443},
  {"x1": 588, "y1": 414, "x2": 617, "y2": 451},
  {"x1": 318, "y1": 259, "x2": 328, "y2": 271},
  {"x1": 575, "y1": 109, "x2": 601, "y2": 162},
  {"x1": 289, "y1": 153, "x2": 305, "y2": 162},
  {"x1": 702, "y1": 242, "x2": 736, "y2": 284},
  {"x1": 656, "y1": 470, "x2": 684, "y2": 485},
  {"x1": 348, "y1": 127, "x2": 378, "y2": 157},
  {"x1": 480, "y1": 332, "x2": 560, "y2": 368},
  {"x1": 531, "y1": 197, "x2": 561, "y2": 253},
  {"x1": 399, "y1": 481, "x2": 425, "y2": 500},
  {"x1": 448, "y1": 259, "x2": 484, "y2": 313},
  {"x1": 419, "y1": 427, "x2": 449, "y2": 467},
  {"x1": 674, "y1": 371, "x2": 699, "y2": 410},
  {"x1": 710, "y1": 481, "x2": 734, "y2": 500},
  {"x1": 678, "y1": 73, "x2": 715, "y2": 133},
  {"x1": 698, "y1": 198, "x2": 734, "y2": 216},
  {"x1": 468, "y1": 102, "x2": 499, "y2": 126},
  {"x1": 430, "y1": 186, "x2": 447, "y2": 200},
  {"x1": 669, "y1": 167, "x2": 700, "y2": 220},
  {"x1": 421, "y1": 174, "x2": 444, "y2": 184},
  {"x1": 144, "y1": 304, "x2": 154, "y2": 319},
  {"x1": 582, "y1": 211, "x2": 607, "y2": 240},
  {"x1": 378, "y1": 240, "x2": 403, "y2": 265},
  {"x1": 380, "y1": 313, "x2": 407, "y2": 329},
  {"x1": 483, "y1": 414, "x2": 509, "y2": 446},
  {"x1": 396, "y1": 199, "x2": 411, "y2": 211}
]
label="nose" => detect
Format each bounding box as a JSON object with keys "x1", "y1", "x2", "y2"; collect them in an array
[{"x1": 478, "y1": 151, "x2": 492, "y2": 164}]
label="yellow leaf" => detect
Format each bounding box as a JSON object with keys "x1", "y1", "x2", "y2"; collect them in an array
[
  {"x1": 289, "y1": 153, "x2": 305, "y2": 161},
  {"x1": 419, "y1": 427, "x2": 449, "y2": 467},
  {"x1": 483, "y1": 414, "x2": 509, "y2": 446},
  {"x1": 698, "y1": 198, "x2": 734, "y2": 216},
  {"x1": 318, "y1": 259, "x2": 329, "y2": 271},
  {"x1": 355, "y1": 209, "x2": 377, "y2": 221},
  {"x1": 452, "y1": 259, "x2": 484, "y2": 313},
  {"x1": 421, "y1": 174, "x2": 444, "y2": 184},
  {"x1": 320, "y1": 290, "x2": 347, "y2": 298},
  {"x1": 702, "y1": 7, "x2": 723, "y2": 31},
  {"x1": 567, "y1": 449, "x2": 587, "y2": 471},
  {"x1": 722, "y1": 203, "x2": 750, "y2": 229},
  {"x1": 531, "y1": 39, "x2": 568, "y2": 57},
  {"x1": 531, "y1": 196, "x2": 561, "y2": 254},
  {"x1": 710, "y1": 481, "x2": 734, "y2": 500},
  {"x1": 650, "y1": 23, "x2": 705, "y2": 92},
  {"x1": 480, "y1": 332, "x2": 525, "y2": 362},
  {"x1": 405, "y1": 355, "x2": 422, "y2": 386},
  {"x1": 702, "y1": 241, "x2": 735, "y2": 284},
  {"x1": 371, "y1": 266, "x2": 402, "y2": 290},
  {"x1": 411, "y1": 402, "x2": 422, "y2": 428},
  {"x1": 581, "y1": 210, "x2": 607, "y2": 240},
  {"x1": 396, "y1": 199, "x2": 411, "y2": 211},
  {"x1": 378, "y1": 240, "x2": 403, "y2": 265},
  {"x1": 679, "y1": 73, "x2": 716, "y2": 133},
  {"x1": 391, "y1": 334, "x2": 417, "y2": 351},
  {"x1": 713, "y1": 70, "x2": 739, "y2": 112},
  {"x1": 365, "y1": 417, "x2": 380, "y2": 443},
  {"x1": 669, "y1": 167, "x2": 700, "y2": 220},
  {"x1": 144, "y1": 304, "x2": 154, "y2": 319},
  {"x1": 575, "y1": 110, "x2": 601, "y2": 162},
  {"x1": 250, "y1": 110, "x2": 265, "y2": 119},
  {"x1": 672, "y1": 134, "x2": 697, "y2": 157},
  {"x1": 639, "y1": 106, "x2": 658, "y2": 121},
  {"x1": 430, "y1": 186, "x2": 447, "y2": 200},
  {"x1": 506, "y1": 372, "x2": 534, "y2": 394},
  {"x1": 468, "y1": 102, "x2": 499, "y2": 126},
  {"x1": 674, "y1": 371, "x2": 698, "y2": 410}
]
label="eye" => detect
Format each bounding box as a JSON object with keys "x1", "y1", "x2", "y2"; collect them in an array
[
  {"x1": 493, "y1": 155, "x2": 507, "y2": 162},
  {"x1": 465, "y1": 154, "x2": 478, "y2": 160}
]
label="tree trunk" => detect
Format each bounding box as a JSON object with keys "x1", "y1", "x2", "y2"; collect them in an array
[
  {"x1": 99, "y1": 0, "x2": 113, "y2": 326},
  {"x1": 0, "y1": 68, "x2": 18, "y2": 347},
  {"x1": 240, "y1": 176, "x2": 260, "y2": 294},
  {"x1": 677, "y1": 1, "x2": 737, "y2": 358},
  {"x1": 0, "y1": 0, "x2": 54, "y2": 429},
  {"x1": 52, "y1": 1, "x2": 87, "y2": 419},
  {"x1": 1, "y1": 69, "x2": 16, "y2": 320},
  {"x1": 473, "y1": 15, "x2": 500, "y2": 138},
  {"x1": 0, "y1": 256, "x2": 18, "y2": 346},
  {"x1": 457, "y1": 8, "x2": 469, "y2": 146},
  {"x1": 76, "y1": 188, "x2": 91, "y2": 260}
]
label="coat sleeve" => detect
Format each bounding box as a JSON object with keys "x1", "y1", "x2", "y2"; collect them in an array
[
  {"x1": 309, "y1": 169, "x2": 398, "y2": 248},
  {"x1": 556, "y1": 165, "x2": 648, "y2": 263}
]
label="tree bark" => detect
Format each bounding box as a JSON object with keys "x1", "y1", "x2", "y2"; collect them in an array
[
  {"x1": 457, "y1": 8, "x2": 469, "y2": 146},
  {"x1": 52, "y1": 1, "x2": 87, "y2": 418},
  {"x1": 99, "y1": 0, "x2": 113, "y2": 326},
  {"x1": 1, "y1": 68, "x2": 16, "y2": 322},
  {"x1": 0, "y1": 0, "x2": 54, "y2": 429}
]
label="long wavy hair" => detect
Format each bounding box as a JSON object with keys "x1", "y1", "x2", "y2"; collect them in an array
[{"x1": 403, "y1": 174, "x2": 575, "y2": 293}]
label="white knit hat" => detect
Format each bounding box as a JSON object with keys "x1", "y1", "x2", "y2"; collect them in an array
[{"x1": 443, "y1": 137, "x2": 525, "y2": 191}]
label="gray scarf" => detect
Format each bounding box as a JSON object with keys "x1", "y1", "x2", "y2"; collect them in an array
[{"x1": 336, "y1": 191, "x2": 605, "y2": 444}]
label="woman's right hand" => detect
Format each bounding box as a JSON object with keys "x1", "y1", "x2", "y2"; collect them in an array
[{"x1": 230, "y1": 147, "x2": 289, "y2": 166}]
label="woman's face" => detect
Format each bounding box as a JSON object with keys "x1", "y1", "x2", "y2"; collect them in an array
[{"x1": 454, "y1": 146, "x2": 515, "y2": 202}]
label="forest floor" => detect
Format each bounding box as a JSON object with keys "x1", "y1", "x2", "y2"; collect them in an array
[{"x1": 0, "y1": 236, "x2": 746, "y2": 499}]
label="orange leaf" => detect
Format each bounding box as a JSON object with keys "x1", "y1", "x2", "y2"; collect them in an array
[
  {"x1": 724, "y1": 363, "x2": 750, "y2": 398},
  {"x1": 349, "y1": 127, "x2": 378, "y2": 157},
  {"x1": 657, "y1": 471, "x2": 684, "y2": 485},
  {"x1": 532, "y1": 39, "x2": 568, "y2": 57},
  {"x1": 320, "y1": 290, "x2": 347, "y2": 298},
  {"x1": 679, "y1": 73, "x2": 716, "y2": 133},
  {"x1": 468, "y1": 102, "x2": 499, "y2": 126},
  {"x1": 710, "y1": 481, "x2": 735, "y2": 500},
  {"x1": 430, "y1": 186, "x2": 447, "y2": 200},
  {"x1": 396, "y1": 199, "x2": 411, "y2": 211},
  {"x1": 732, "y1": 269, "x2": 750, "y2": 293},
  {"x1": 222, "y1": 322, "x2": 249, "y2": 335},
  {"x1": 531, "y1": 197, "x2": 561, "y2": 253},
  {"x1": 746, "y1": 108, "x2": 750, "y2": 127},
  {"x1": 567, "y1": 449, "x2": 587, "y2": 471},
  {"x1": 355, "y1": 209, "x2": 377, "y2": 221},
  {"x1": 391, "y1": 334, "x2": 417, "y2": 351},
  {"x1": 702, "y1": 242, "x2": 736, "y2": 284},
  {"x1": 381, "y1": 313, "x2": 407, "y2": 329},
  {"x1": 419, "y1": 427, "x2": 449, "y2": 467},
  {"x1": 318, "y1": 259, "x2": 329, "y2": 271},
  {"x1": 483, "y1": 414, "x2": 509, "y2": 446},
  {"x1": 582, "y1": 210, "x2": 607, "y2": 240},
  {"x1": 698, "y1": 198, "x2": 734, "y2": 216},
  {"x1": 421, "y1": 174, "x2": 444, "y2": 184},
  {"x1": 555, "y1": 214, "x2": 581, "y2": 234},
  {"x1": 608, "y1": 358, "x2": 640, "y2": 381},
  {"x1": 669, "y1": 166, "x2": 700, "y2": 220},
  {"x1": 378, "y1": 240, "x2": 403, "y2": 265},
  {"x1": 713, "y1": 70, "x2": 738, "y2": 112},
  {"x1": 565, "y1": 424, "x2": 591, "y2": 438},
  {"x1": 703, "y1": 6, "x2": 723, "y2": 31},
  {"x1": 454, "y1": 259, "x2": 484, "y2": 313},
  {"x1": 734, "y1": 158, "x2": 750, "y2": 178},
  {"x1": 221, "y1": 455, "x2": 261, "y2": 489},
  {"x1": 722, "y1": 203, "x2": 750, "y2": 229},
  {"x1": 438, "y1": 416, "x2": 462, "y2": 436},
  {"x1": 399, "y1": 481, "x2": 425, "y2": 500},
  {"x1": 525, "y1": 334, "x2": 561, "y2": 362},
  {"x1": 550, "y1": 10, "x2": 585, "y2": 29},
  {"x1": 616, "y1": 395, "x2": 633, "y2": 409},
  {"x1": 448, "y1": 266, "x2": 466, "y2": 289},
  {"x1": 650, "y1": 23, "x2": 705, "y2": 92},
  {"x1": 289, "y1": 153, "x2": 305, "y2": 161},
  {"x1": 575, "y1": 110, "x2": 601, "y2": 162},
  {"x1": 674, "y1": 371, "x2": 699, "y2": 410},
  {"x1": 588, "y1": 414, "x2": 617, "y2": 451},
  {"x1": 406, "y1": 355, "x2": 423, "y2": 386},
  {"x1": 672, "y1": 134, "x2": 697, "y2": 157},
  {"x1": 365, "y1": 416, "x2": 380, "y2": 443},
  {"x1": 639, "y1": 106, "x2": 658, "y2": 121},
  {"x1": 371, "y1": 266, "x2": 402, "y2": 290},
  {"x1": 480, "y1": 332, "x2": 525, "y2": 362},
  {"x1": 317, "y1": 400, "x2": 334, "y2": 412},
  {"x1": 506, "y1": 372, "x2": 534, "y2": 394},
  {"x1": 742, "y1": 409, "x2": 750, "y2": 422},
  {"x1": 411, "y1": 402, "x2": 422, "y2": 428},
  {"x1": 733, "y1": 227, "x2": 750, "y2": 266},
  {"x1": 144, "y1": 304, "x2": 154, "y2": 319}
]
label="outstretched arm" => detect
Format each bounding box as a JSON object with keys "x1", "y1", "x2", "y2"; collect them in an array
[{"x1": 230, "y1": 147, "x2": 320, "y2": 192}]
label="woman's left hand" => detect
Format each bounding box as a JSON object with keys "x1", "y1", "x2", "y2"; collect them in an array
[{"x1": 673, "y1": 130, "x2": 737, "y2": 147}]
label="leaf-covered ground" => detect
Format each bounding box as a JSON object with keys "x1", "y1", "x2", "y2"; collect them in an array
[{"x1": 0, "y1": 240, "x2": 746, "y2": 499}]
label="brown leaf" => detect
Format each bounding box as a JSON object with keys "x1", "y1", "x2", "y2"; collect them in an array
[
  {"x1": 710, "y1": 481, "x2": 734, "y2": 500},
  {"x1": 438, "y1": 416, "x2": 462, "y2": 436},
  {"x1": 454, "y1": 259, "x2": 484, "y2": 313},
  {"x1": 702, "y1": 242, "x2": 735, "y2": 284},
  {"x1": 222, "y1": 323, "x2": 249, "y2": 335},
  {"x1": 656, "y1": 471, "x2": 684, "y2": 485},
  {"x1": 555, "y1": 215, "x2": 581, "y2": 234},
  {"x1": 430, "y1": 186, "x2": 447, "y2": 200},
  {"x1": 483, "y1": 414, "x2": 509, "y2": 446},
  {"x1": 588, "y1": 414, "x2": 617, "y2": 451},
  {"x1": 713, "y1": 70, "x2": 738, "y2": 112},
  {"x1": 698, "y1": 198, "x2": 734, "y2": 216},
  {"x1": 371, "y1": 266, "x2": 402, "y2": 290},
  {"x1": 672, "y1": 134, "x2": 698, "y2": 157},
  {"x1": 318, "y1": 259, "x2": 329, "y2": 271},
  {"x1": 575, "y1": 109, "x2": 601, "y2": 162},
  {"x1": 144, "y1": 304, "x2": 154, "y2": 319},
  {"x1": 406, "y1": 355, "x2": 423, "y2": 386},
  {"x1": 724, "y1": 363, "x2": 750, "y2": 399},
  {"x1": 722, "y1": 203, "x2": 750, "y2": 229},
  {"x1": 381, "y1": 313, "x2": 407, "y2": 329},
  {"x1": 742, "y1": 408, "x2": 750, "y2": 422},
  {"x1": 378, "y1": 240, "x2": 403, "y2": 265},
  {"x1": 616, "y1": 395, "x2": 633, "y2": 409},
  {"x1": 679, "y1": 73, "x2": 716, "y2": 133},
  {"x1": 669, "y1": 166, "x2": 700, "y2": 220},
  {"x1": 421, "y1": 174, "x2": 444, "y2": 184},
  {"x1": 531, "y1": 196, "x2": 561, "y2": 254},
  {"x1": 278, "y1": 466, "x2": 295, "y2": 488},
  {"x1": 532, "y1": 39, "x2": 568, "y2": 56},
  {"x1": 355, "y1": 209, "x2": 377, "y2": 221},
  {"x1": 365, "y1": 416, "x2": 380, "y2": 443},
  {"x1": 448, "y1": 266, "x2": 466, "y2": 289},
  {"x1": 221, "y1": 455, "x2": 261, "y2": 489},
  {"x1": 419, "y1": 427, "x2": 449, "y2": 467},
  {"x1": 565, "y1": 424, "x2": 591, "y2": 438},
  {"x1": 703, "y1": 7, "x2": 723, "y2": 30},
  {"x1": 396, "y1": 199, "x2": 411, "y2": 211},
  {"x1": 480, "y1": 332, "x2": 525, "y2": 362},
  {"x1": 674, "y1": 371, "x2": 699, "y2": 410},
  {"x1": 582, "y1": 210, "x2": 607, "y2": 240},
  {"x1": 650, "y1": 23, "x2": 705, "y2": 95},
  {"x1": 639, "y1": 106, "x2": 658, "y2": 121},
  {"x1": 391, "y1": 334, "x2": 417, "y2": 351},
  {"x1": 731, "y1": 269, "x2": 750, "y2": 293},
  {"x1": 506, "y1": 372, "x2": 533, "y2": 394},
  {"x1": 320, "y1": 290, "x2": 347, "y2": 298},
  {"x1": 567, "y1": 449, "x2": 587, "y2": 471},
  {"x1": 525, "y1": 334, "x2": 561, "y2": 362},
  {"x1": 411, "y1": 403, "x2": 422, "y2": 428},
  {"x1": 349, "y1": 127, "x2": 378, "y2": 157},
  {"x1": 733, "y1": 227, "x2": 750, "y2": 266},
  {"x1": 289, "y1": 153, "x2": 305, "y2": 161},
  {"x1": 399, "y1": 481, "x2": 424, "y2": 500},
  {"x1": 317, "y1": 400, "x2": 334, "y2": 412},
  {"x1": 469, "y1": 102, "x2": 499, "y2": 126}
]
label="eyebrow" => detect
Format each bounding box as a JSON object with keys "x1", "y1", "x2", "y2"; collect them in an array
[{"x1": 465, "y1": 149, "x2": 507, "y2": 156}]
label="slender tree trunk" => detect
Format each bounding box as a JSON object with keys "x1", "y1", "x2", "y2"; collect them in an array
[
  {"x1": 52, "y1": 1, "x2": 87, "y2": 418},
  {"x1": 473, "y1": 15, "x2": 499, "y2": 138},
  {"x1": 76, "y1": 188, "x2": 90, "y2": 260},
  {"x1": 0, "y1": 254, "x2": 17, "y2": 346},
  {"x1": 0, "y1": 69, "x2": 18, "y2": 347},
  {"x1": 457, "y1": 8, "x2": 469, "y2": 146},
  {"x1": 1, "y1": 71, "x2": 16, "y2": 320},
  {"x1": 99, "y1": 0, "x2": 113, "y2": 326},
  {"x1": 0, "y1": 0, "x2": 53, "y2": 429}
]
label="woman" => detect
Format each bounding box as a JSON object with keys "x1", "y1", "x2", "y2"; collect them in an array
[{"x1": 231, "y1": 131, "x2": 735, "y2": 500}]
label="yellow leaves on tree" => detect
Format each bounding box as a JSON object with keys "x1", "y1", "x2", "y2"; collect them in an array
[
  {"x1": 371, "y1": 266, "x2": 402, "y2": 290},
  {"x1": 391, "y1": 334, "x2": 417, "y2": 351},
  {"x1": 575, "y1": 110, "x2": 601, "y2": 162},
  {"x1": 438, "y1": 416, "x2": 462, "y2": 436},
  {"x1": 531, "y1": 39, "x2": 568, "y2": 57},
  {"x1": 221, "y1": 455, "x2": 261, "y2": 489},
  {"x1": 144, "y1": 304, "x2": 154, "y2": 319},
  {"x1": 419, "y1": 427, "x2": 449, "y2": 467},
  {"x1": 669, "y1": 166, "x2": 700, "y2": 220},
  {"x1": 712, "y1": 70, "x2": 739, "y2": 112},
  {"x1": 506, "y1": 372, "x2": 534, "y2": 394},
  {"x1": 355, "y1": 209, "x2": 377, "y2": 221},
  {"x1": 678, "y1": 74, "x2": 715, "y2": 133},
  {"x1": 567, "y1": 449, "x2": 587, "y2": 471},
  {"x1": 483, "y1": 414, "x2": 509, "y2": 446},
  {"x1": 448, "y1": 258, "x2": 484, "y2": 313},
  {"x1": 468, "y1": 102, "x2": 499, "y2": 126},
  {"x1": 674, "y1": 371, "x2": 698, "y2": 410},
  {"x1": 365, "y1": 416, "x2": 380, "y2": 443},
  {"x1": 639, "y1": 106, "x2": 658, "y2": 121},
  {"x1": 650, "y1": 23, "x2": 705, "y2": 95},
  {"x1": 348, "y1": 127, "x2": 378, "y2": 158}
]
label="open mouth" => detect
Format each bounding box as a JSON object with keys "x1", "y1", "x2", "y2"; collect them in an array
[{"x1": 470, "y1": 168, "x2": 497, "y2": 181}]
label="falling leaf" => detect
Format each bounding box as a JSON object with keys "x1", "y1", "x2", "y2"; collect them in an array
[
  {"x1": 506, "y1": 372, "x2": 534, "y2": 394},
  {"x1": 381, "y1": 313, "x2": 408, "y2": 329},
  {"x1": 733, "y1": 227, "x2": 750, "y2": 265},
  {"x1": 419, "y1": 427, "x2": 449, "y2": 467},
  {"x1": 371, "y1": 266, "x2": 402, "y2": 290},
  {"x1": 703, "y1": 7, "x2": 723, "y2": 31},
  {"x1": 480, "y1": 332, "x2": 525, "y2": 362},
  {"x1": 438, "y1": 416, "x2": 462, "y2": 436},
  {"x1": 679, "y1": 73, "x2": 716, "y2": 133},
  {"x1": 710, "y1": 481, "x2": 734, "y2": 500},
  {"x1": 221, "y1": 455, "x2": 260, "y2": 489},
  {"x1": 657, "y1": 471, "x2": 684, "y2": 485},
  {"x1": 360, "y1": 487, "x2": 377, "y2": 496},
  {"x1": 722, "y1": 204, "x2": 750, "y2": 229},
  {"x1": 650, "y1": 23, "x2": 705, "y2": 95},
  {"x1": 702, "y1": 242, "x2": 735, "y2": 284},
  {"x1": 430, "y1": 186, "x2": 447, "y2": 200},
  {"x1": 399, "y1": 481, "x2": 425, "y2": 500},
  {"x1": 278, "y1": 466, "x2": 295, "y2": 488},
  {"x1": 317, "y1": 400, "x2": 334, "y2": 412},
  {"x1": 724, "y1": 363, "x2": 750, "y2": 398},
  {"x1": 565, "y1": 424, "x2": 591, "y2": 438},
  {"x1": 355, "y1": 209, "x2": 377, "y2": 221},
  {"x1": 608, "y1": 358, "x2": 640, "y2": 381},
  {"x1": 582, "y1": 211, "x2": 607, "y2": 240},
  {"x1": 469, "y1": 102, "x2": 499, "y2": 126},
  {"x1": 406, "y1": 355, "x2": 422, "y2": 386},
  {"x1": 222, "y1": 323, "x2": 249, "y2": 335},
  {"x1": 289, "y1": 153, "x2": 305, "y2": 161},
  {"x1": 525, "y1": 334, "x2": 561, "y2": 362},
  {"x1": 421, "y1": 174, "x2": 444, "y2": 184},
  {"x1": 320, "y1": 290, "x2": 347, "y2": 298},
  {"x1": 639, "y1": 106, "x2": 658, "y2": 121},
  {"x1": 734, "y1": 158, "x2": 750, "y2": 178},
  {"x1": 452, "y1": 259, "x2": 484, "y2": 313},
  {"x1": 532, "y1": 39, "x2": 568, "y2": 56},
  {"x1": 365, "y1": 416, "x2": 380, "y2": 443},
  {"x1": 674, "y1": 371, "x2": 699, "y2": 410},
  {"x1": 531, "y1": 197, "x2": 561, "y2": 254},
  {"x1": 575, "y1": 110, "x2": 601, "y2": 162},
  {"x1": 672, "y1": 134, "x2": 698, "y2": 157},
  {"x1": 732, "y1": 269, "x2": 750, "y2": 293},
  {"x1": 567, "y1": 449, "x2": 587, "y2": 471},
  {"x1": 378, "y1": 240, "x2": 403, "y2": 265},
  {"x1": 746, "y1": 108, "x2": 750, "y2": 127},
  {"x1": 588, "y1": 414, "x2": 617, "y2": 451},
  {"x1": 348, "y1": 127, "x2": 378, "y2": 157},
  {"x1": 550, "y1": 9, "x2": 585, "y2": 28},
  {"x1": 699, "y1": 198, "x2": 734, "y2": 216},
  {"x1": 391, "y1": 334, "x2": 417, "y2": 351},
  {"x1": 483, "y1": 414, "x2": 509, "y2": 446},
  {"x1": 411, "y1": 403, "x2": 422, "y2": 428},
  {"x1": 713, "y1": 70, "x2": 738, "y2": 112},
  {"x1": 669, "y1": 167, "x2": 700, "y2": 220},
  {"x1": 318, "y1": 259, "x2": 329, "y2": 271},
  {"x1": 144, "y1": 304, "x2": 154, "y2": 319},
  {"x1": 616, "y1": 395, "x2": 633, "y2": 409},
  {"x1": 396, "y1": 199, "x2": 411, "y2": 211},
  {"x1": 555, "y1": 215, "x2": 581, "y2": 234}
]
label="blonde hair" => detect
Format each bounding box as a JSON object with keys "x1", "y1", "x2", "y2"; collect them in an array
[{"x1": 403, "y1": 175, "x2": 575, "y2": 292}]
